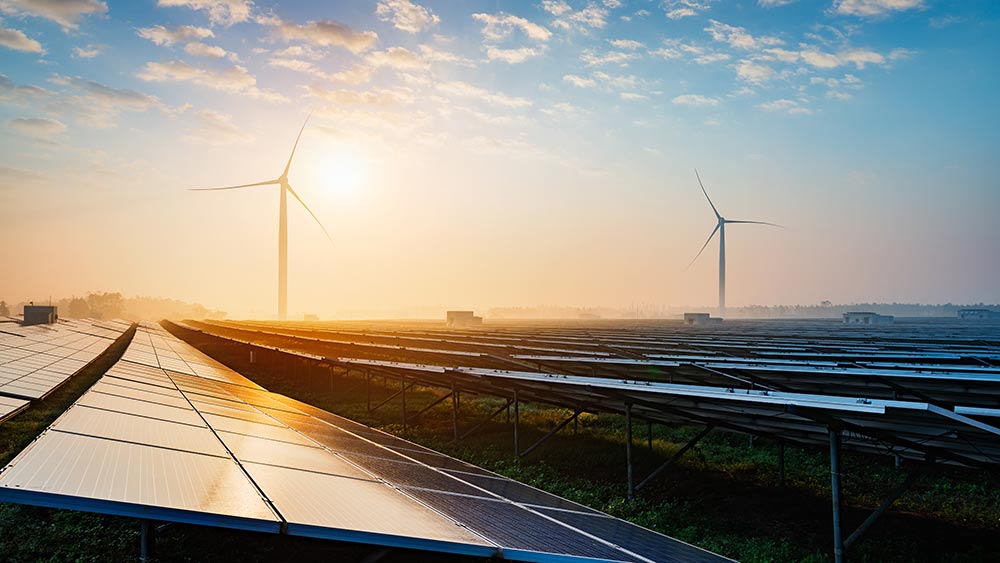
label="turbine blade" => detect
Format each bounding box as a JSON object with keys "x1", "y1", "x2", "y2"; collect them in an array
[
  {"x1": 282, "y1": 112, "x2": 312, "y2": 178},
  {"x1": 286, "y1": 184, "x2": 333, "y2": 244},
  {"x1": 695, "y1": 169, "x2": 721, "y2": 220},
  {"x1": 189, "y1": 180, "x2": 279, "y2": 191},
  {"x1": 687, "y1": 223, "x2": 721, "y2": 269},
  {"x1": 725, "y1": 220, "x2": 783, "y2": 227}
]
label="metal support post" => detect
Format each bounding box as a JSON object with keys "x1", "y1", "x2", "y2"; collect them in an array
[
  {"x1": 625, "y1": 403, "x2": 634, "y2": 501},
  {"x1": 401, "y1": 379, "x2": 407, "y2": 431},
  {"x1": 843, "y1": 463, "x2": 927, "y2": 549},
  {"x1": 140, "y1": 519, "x2": 156, "y2": 563},
  {"x1": 365, "y1": 371, "x2": 371, "y2": 411},
  {"x1": 778, "y1": 442, "x2": 786, "y2": 486},
  {"x1": 830, "y1": 428, "x2": 844, "y2": 563},
  {"x1": 451, "y1": 383, "x2": 459, "y2": 441},
  {"x1": 513, "y1": 390, "x2": 520, "y2": 458},
  {"x1": 647, "y1": 420, "x2": 653, "y2": 450}
]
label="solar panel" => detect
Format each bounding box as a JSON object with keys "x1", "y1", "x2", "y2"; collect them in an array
[
  {"x1": 0, "y1": 395, "x2": 29, "y2": 423},
  {"x1": 0, "y1": 319, "x2": 129, "y2": 402},
  {"x1": 0, "y1": 322, "x2": 733, "y2": 563}
]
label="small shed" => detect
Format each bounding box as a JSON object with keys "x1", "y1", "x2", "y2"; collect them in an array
[
  {"x1": 843, "y1": 312, "x2": 894, "y2": 325},
  {"x1": 446, "y1": 311, "x2": 483, "y2": 328},
  {"x1": 23, "y1": 305, "x2": 58, "y2": 326}
]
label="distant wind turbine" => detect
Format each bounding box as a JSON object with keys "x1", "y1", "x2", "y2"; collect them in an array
[
  {"x1": 191, "y1": 114, "x2": 332, "y2": 320},
  {"x1": 688, "y1": 170, "x2": 781, "y2": 317}
]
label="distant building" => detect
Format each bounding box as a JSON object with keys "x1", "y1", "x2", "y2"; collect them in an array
[
  {"x1": 23, "y1": 305, "x2": 58, "y2": 326},
  {"x1": 446, "y1": 310, "x2": 483, "y2": 327},
  {"x1": 843, "y1": 312, "x2": 894, "y2": 325},
  {"x1": 684, "y1": 312, "x2": 723, "y2": 325},
  {"x1": 958, "y1": 309, "x2": 999, "y2": 320},
  {"x1": 303, "y1": 314, "x2": 319, "y2": 321}
]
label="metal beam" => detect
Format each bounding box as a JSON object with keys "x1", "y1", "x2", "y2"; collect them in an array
[
  {"x1": 458, "y1": 398, "x2": 513, "y2": 441},
  {"x1": 406, "y1": 391, "x2": 454, "y2": 424},
  {"x1": 843, "y1": 462, "x2": 927, "y2": 549},
  {"x1": 518, "y1": 410, "x2": 580, "y2": 459},
  {"x1": 635, "y1": 425, "x2": 713, "y2": 493},
  {"x1": 368, "y1": 381, "x2": 409, "y2": 413}
]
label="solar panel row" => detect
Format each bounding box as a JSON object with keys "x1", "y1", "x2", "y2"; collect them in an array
[
  {"x1": 0, "y1": 318, "x2": 130, "y2": 409},
  {"x1": 177, "y1": 322, "x2": 1000, "y2": 468},
  {"x1": 194, "y1": 320, "x2": 1000, "y2": 413},
  {"x1": 0, "y1": 322, "x2": 732, "y2": 563}
]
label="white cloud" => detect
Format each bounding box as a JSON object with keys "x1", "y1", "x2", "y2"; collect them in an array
[
  {"x1": 157, "y1": 0, "x2": 251, "y2": 26},
  {"x1": 609, "y1": 39, "x2": 644, "y2": 50},
  {"x1": 581, "y1": 49, "x2": 638, "y2": 66},
  {"x1": 366, "y1": 46, "x2": 427, "y2": 69},
  {"x1": 72, "y1": 44, "x2": 102, "y2": 58},
  {"x1": 184, "y1": 42, "x2": 227, "y2": 58},
  {"x1": 0, "y1": 74, "x2": 52, "y2": 105},
  {"x1": 307, "y1": 85, "x2": 412, "y2": 107},
  {"x1": 620, "y1": 92, "x2": 647, "y2": 100},
  {"x1": 540, "y1": 0, "x2": 571, "y2": 16},
  {"x1": 419, "y1": 44, "x2": 475, "y2": 66},
  {"x1": 0, "y1": 25, "x2": 42, "y2": 53},
  {"x1": 672, "y1": 94, "x2": 720, "y2": 107},
  {"x1": 137, "y1": 60, "x2": 287, "y2": 102},
  {"x1": 486, "y1": 45, "x2": 541, "y2": 64},
  {"x1": 757, "y1": 98, "x2": 811, "y2": 114},
  {"x1": 436, "y1": 80, "x2": 531, "y2": 108},
  {"x1": 46, "y1": 74, "x2": 168, "y2": 127},
  {"x1": 758, "y1": 0, "x2": 796, "y2": 6},
  {"x1": 694, "y1": 52, "x2": 729, "y2": 64},
  {"x1": 563, "y1": 74, "x2": 596, "y2": 88},
  {"x1": 137, "y1": 25, "x2": 214, "y2": 46},
  {"x1": 184, "y1": 109, "x2": 251, "y2": 144},
  {"x1": 832, "y1": 0, "x2": 924, "y2": 18},
  {"x1": 736, "y1": 60, "x2": 776, "y2": 83},
  {"x1": 472, "y1": 12, "x2": 551, "y2": 42},
  {"x1": 663, "y1": 0, "x2": 713, "y2": 20},
  {"x1": 376, "y1": 0, "x2": 439, "y2": 33},
  {"x1": 259, "y1": 15, "x2": 379, "y2": 54},
  {"x1": 0, "y1": 0, "x2": 106, "y2": 29},
  {"x1": 552, "y1": 3, "x2": 610, "y2": 31},
  {"x1": 705, "y1": 19, "x2": 783, "y2": 50},
  {"x1": 8, "y1": 116, "x2": 65, "y2": 138}
]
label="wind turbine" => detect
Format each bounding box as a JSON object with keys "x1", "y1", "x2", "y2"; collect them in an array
[
  {"x1": 689, "y1": 170, "x2": 780, "y2": 317},
  {"x1": 191, "y1": 115, "x2": 332, "y2": 320}
]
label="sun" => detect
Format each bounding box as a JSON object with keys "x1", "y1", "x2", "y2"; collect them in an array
[{"x1": 301, "y1": 145, "x2": 370, "y2": 199}]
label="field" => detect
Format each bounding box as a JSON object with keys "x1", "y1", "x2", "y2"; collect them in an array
[{"x1": 1, "y1": 319, "x2": 998, "y2": 563}]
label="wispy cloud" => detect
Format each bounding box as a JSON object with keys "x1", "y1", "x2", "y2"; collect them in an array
[
  {"x1": 184, "y1": 109, "x2": 251, "y2": 144},
  {"x1": 258, "y1": 14, "x2": 379, "y2": 54},
  {"x1": 72, "y1": 44, "x2": 103, "y2": 58},
  {"x1": 758, "y1": 98, "x2": 811, "y2": 114},
  {"x1": 157, "y1": 0, "x2": 251, "y2": 26},
  {"x1": 436, "y1": 80, "x2": 532, "y2": 108},
  {"x1": 376, "y1": 0, "x2": 439, "y2": 34},
  {"x1": 472, "y1": 13, "x2": 551, "y2": 42},
  {"x1": 137, "y1": 60, "x2": 287, "y2": 102},
  {"x1": 0, "y1": 24, "x2": 43, "y2": 53},
  {"x1": 8, "y1": 116, "x2": 65, "y2": 138},
  {"x1": 672, "y1": 94, "x2": 721, "y2": 107},
  {"x1": 832, "y1": 0, "x2": 925, "y2": 18},
  {"x1": 0, "y1": 0, "x2": 106, "y2": 30}
]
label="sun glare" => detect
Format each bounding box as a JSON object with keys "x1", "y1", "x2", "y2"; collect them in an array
[{"x1": 303, "y1": 148, "x2": 369, "y2": 199}]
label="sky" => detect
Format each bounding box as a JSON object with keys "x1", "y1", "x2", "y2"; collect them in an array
[{"x1": 0, "y1": 0, "x2": 998, "y2": 319}]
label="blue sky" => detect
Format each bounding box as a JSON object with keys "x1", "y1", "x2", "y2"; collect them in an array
[{"x1": 0, "y1": 0, "x2": 998, "y2": 317}]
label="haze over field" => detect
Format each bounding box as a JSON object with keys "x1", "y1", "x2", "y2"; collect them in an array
[{"x1": 1, "y1": 0, "x2": 998, "y2": 318}]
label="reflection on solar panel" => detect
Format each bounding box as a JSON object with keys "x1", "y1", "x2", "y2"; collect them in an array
[
  {"x1": 0, "y1": 318, "x2": 130, "y2": 402},
  {"x1": 0, "y1": 322, "x2": 732, "y2": 563}
]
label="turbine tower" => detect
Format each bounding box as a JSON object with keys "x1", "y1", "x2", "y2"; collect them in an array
[
  {"x1": 689, "y1": 170, "x2": 780, "y2": 317},
  {"x1": 191, "y1": 115, "x2": 332, "y2": 320}
]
